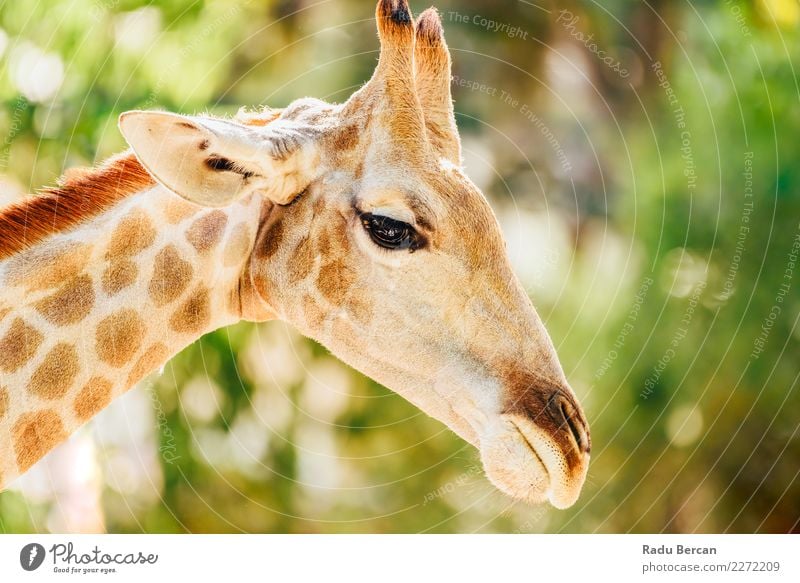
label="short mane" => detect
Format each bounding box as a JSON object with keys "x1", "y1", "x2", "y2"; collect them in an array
[{"x1": 0, "y1": 152, "x2": 154, "y2": 260}]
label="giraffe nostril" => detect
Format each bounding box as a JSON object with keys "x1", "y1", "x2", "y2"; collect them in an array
[
  {"x1": 540, "y1": 391, "x2": 590, "y2": 455},
  {"x1": 559, "y1": 398, "x2": 588, "y2": 454}
]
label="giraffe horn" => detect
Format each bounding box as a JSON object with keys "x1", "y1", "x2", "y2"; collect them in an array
[
  {"x1": 414, "y1": 8, "x2": 460, "y2": 164},
  {"x1": 345, "y1": 0, "x2": 428, "y2": 161}
]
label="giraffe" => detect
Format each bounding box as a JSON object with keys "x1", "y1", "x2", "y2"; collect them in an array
[{"x1": 0, "y1": 0, "x2": 590, "y2": 510}]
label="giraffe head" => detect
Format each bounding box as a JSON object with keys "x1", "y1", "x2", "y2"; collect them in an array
[{"x1": 119, "y1": 0, "x2": 590, "y2": 508}]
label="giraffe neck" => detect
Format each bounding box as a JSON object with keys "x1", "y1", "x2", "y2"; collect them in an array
[{"x1": 0, "y1": 183, "x2": 263, "y2": 488}]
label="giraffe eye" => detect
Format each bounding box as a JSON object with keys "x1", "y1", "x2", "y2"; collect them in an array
[{"x1": 360, "y1": 212, "x2": 420, "y2": 252}]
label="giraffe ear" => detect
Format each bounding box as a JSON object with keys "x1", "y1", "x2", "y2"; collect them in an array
[{"x1": 118, "y1": 110, "x2": 320, "y2": 207}]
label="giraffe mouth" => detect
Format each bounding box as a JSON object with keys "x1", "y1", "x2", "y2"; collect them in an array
[
  {"x1": 477, "y1": 417, "x2": 552, "y2": 506},
  {"x1": 477, "y1": 414, "x2": 589, "y2": 508},
  {"x1": 507, "y1": 414, "x2": 589, "y2": 509},
  {"x1": 510, "y1": 418, "x2": 550, "y2": 480}
]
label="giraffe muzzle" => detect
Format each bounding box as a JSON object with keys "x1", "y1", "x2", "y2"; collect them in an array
[{"x1": 475, "y1": 382, "x2": 591, "y2": 509}]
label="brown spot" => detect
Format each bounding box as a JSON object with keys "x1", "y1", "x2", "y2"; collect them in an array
[
  {"x1": 34, "y1": 274, "x2": 95, "y2": 326},
  {"x1": 29, "y1": 343, "x2": 79, "y2": 400},
  {"x1": 0, "y1": 307, "x2": 11, "y2": 321},
  {"x1": 0, "y1": 153, "x2": 153, "y2": 260},
  {"x1": 148, "y1": 245, "x2": 193, "y2": 306},
  {"x1": 315, "y1": 227, "x2": 333, "y2": 258},
  {"x1": 169, "y1": 287, "x2": 210, "y2": 334},
  {"x1": 102, "y1": 260, "x2": 138, "y2": 295},
  {"x1": 186, "y1": 210, "x2": 228, "y2": 253},
  {"x1": 223, "y1": 223, "x2": 252, "y2": 267},
  {"x1": 96, "y1": 309, "x2": 145, "y2": 367},
  {"x1": 107, "y1": 209, "x2": 156, "y2": 259},
  {"x1": 12, "y1": 410, "x2": 66, "y2": 473},
  {"x1": 199, "y1": 139, "x2": 210, "y2": 151},
  {"x1": 0, "y1": 318, "x2": 43, "y2": 373},
  {"x1": 0, "y1": 386, "x2": 8, "y2": 419},
  {"x1": 5, "y1": 242, "x2": 92, "y2": 291},
  {"x1": 163, "y1": 196, "x2": 197, "y2": 224},
  {"x1": 74, "y1": 377, "x2": 113, "y2": 421},
  {"x1": 318, "y1": 259, "x2": 355, "y2": 305},
  {"x1": 126, "y1": 343, "x2": 169, "y2": 386},
  {"x1": 258, "y1": 220, "x2": 284, "y2": 259},
  {"x1": 288, "y1": 237, "x2": 314, "y2": 284},
  {"x1": 252, "y1": 275, "x2": 277, "y2": 313}
]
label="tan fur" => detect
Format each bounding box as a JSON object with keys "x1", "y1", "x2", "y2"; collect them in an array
[
  {"x1": 0, "y1": 183, "x2": 255, "y2": 488},
  {"x1": 223, "y1": 223, "x2": 253, "y2": 267},
  {"x1": 0, "y1": 387, "x2": 8, "y2": 419},
  {"x1": 162, "y1": 197, "x2": 197, "y2": 224}
]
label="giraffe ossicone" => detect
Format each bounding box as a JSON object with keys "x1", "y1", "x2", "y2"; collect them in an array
[{"x1": 0, "y1": 0, "x2": 590, "y2": 510}]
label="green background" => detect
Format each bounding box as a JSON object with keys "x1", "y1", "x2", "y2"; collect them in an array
[{"x1": 0, "y1": 0, "x2": 798, "y2": 533}]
